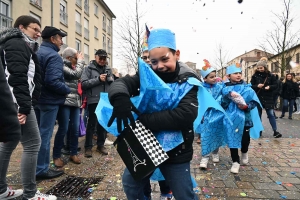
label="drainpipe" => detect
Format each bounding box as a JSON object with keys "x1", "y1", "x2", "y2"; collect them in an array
[{"x1": 51, "y1": 0, "x2": 53, "y2": 26}]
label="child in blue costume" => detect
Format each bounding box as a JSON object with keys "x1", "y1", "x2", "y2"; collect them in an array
[
  {"x1": 221, "y1": 64, "x2": 262, "y2": 174},
  {"x1": 106, "y1": 29, "x2": 199, "y2": 200},
  {"x1": 198, "y1": 60, "x2": 224, "y2": 169}
]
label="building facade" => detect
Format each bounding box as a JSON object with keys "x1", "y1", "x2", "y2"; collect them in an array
[{"x1": 0, "y1": 0, "x2": 115, "y2": 66}]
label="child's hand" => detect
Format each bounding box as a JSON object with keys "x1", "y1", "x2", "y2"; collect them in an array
[
  {"x1": 264, "y1": 86, "x2": 270, "y2": 90},
  {"x1": 237, "y1": 104, "x2": 248, "y2": 110},
  {"x1": 258, "y1": 84, "x2": 264, "y2": 88},
  {"x1": 230, "y1": 91, "x2": 239, "y2": 98}
]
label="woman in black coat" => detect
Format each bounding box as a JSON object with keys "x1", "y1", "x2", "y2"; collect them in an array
[
  {"x1": 279, "y1": 73, "x2": 299, "y2": 119},
  {"x1": 250, "y1": 57, "x2": 281, "y2": 138}
]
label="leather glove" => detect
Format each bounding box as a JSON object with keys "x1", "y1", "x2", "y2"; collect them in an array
[{"x1": 107, "y1": 95, "x2": 140, "y2": 133}]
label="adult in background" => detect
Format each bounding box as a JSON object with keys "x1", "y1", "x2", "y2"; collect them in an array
[
  {"x1": 279, "y1": 73, "x2": 299, "y2": 119},
  {"x1": 35, "y1": 26, "x2": 70, "y2": 180},
  {"x1": 250, "y1": 57, "x2": 282, "y2": 138},
  {"x1": 81, "y1": 49, "x2": 114, "y2": 157},
  {"x1": 272, "y1": 73, "x2": 282, "y2": 117},
  {"x1": 0, "y1": 16, "x2": 56, "y2": 199},
  {"x1": 52, "y1": 47, "x2": 84, "y2": 167}
]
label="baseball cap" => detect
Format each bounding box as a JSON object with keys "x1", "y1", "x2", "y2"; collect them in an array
[
  {"x1": 41, "y1": 26, "x2": 67, "y2": 39},
  {"x1": 95, "y1": 49, "x2": 107, "y2": 57}
]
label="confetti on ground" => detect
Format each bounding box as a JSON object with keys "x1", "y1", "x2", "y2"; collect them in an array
[
  {"x1": 290, "y1": 171, "x2": 296, "y2": 175},
  {"x1": 285, "y1": 183, "x2": 293, "y2": 187},
  {"x1": 265, "y1": 140, "x2": 270, "y2": 142},
  {"x1": 110, "y1": 197, "x2": 117, "y2": 200},
  {"x1": 280, "y1": 195, "x2": 287, "y2": 199},
  {"x1": 253, "y1": 168, "x2": 259, "y2": 172},
  {"x1": 276, "y1": 181, "x2": 282, "y2": 185},
  {"x1": 6, "y1": 174, "x2": 12, "y2": 177},
  {"x1": 262, "y1": 161, "x2": 267, "y2": 165},
  {"x1": 205, "y1": 194, "x2": 211, "y2": 198},
  {"x1": 240, "y1": 192, "x2": 247, "y2": 197}
]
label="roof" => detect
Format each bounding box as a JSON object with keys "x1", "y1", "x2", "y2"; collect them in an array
[
  {"x1": 241, "y1": 56, "x2": 262, "y2": 62},
  {"x1": 98, "y1": 0, "x2": 116, "y2": 19},
  {"x1": 269, "y1": 44, "x2": 300, "y2": 59},
  {"x1": 228, "y1": 49, "x2": 272, "y2": 63}
]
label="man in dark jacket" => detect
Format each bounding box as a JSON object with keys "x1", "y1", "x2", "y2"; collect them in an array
[
  {"x1": 81, "y1": 49, "x2": 114, "y2": 157},
  {"x1": 35, "y1": 26, "x2": 70, "y2": 180}
]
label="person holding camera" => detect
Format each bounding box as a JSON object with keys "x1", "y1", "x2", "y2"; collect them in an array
[{"x1": 81, "y1": 49, "x2": 114, "y2": 157}]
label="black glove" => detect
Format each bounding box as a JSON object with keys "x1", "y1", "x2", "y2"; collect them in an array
[{"x1": 107, "y1": 95, "x2": 140, "y2": 133}]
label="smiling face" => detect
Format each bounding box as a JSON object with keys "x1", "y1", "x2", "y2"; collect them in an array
[
  {"x1": 229, "y1": 72, "x2": 242, "y2": 83},
  {"x1": 149, "y1": 47, "x2": 180, "y2": 72},
  {"x1": 286, "y1": 74, "x2": 292, "y2": 80},
  {"x1": 204, "y1": 71, "x2": 216, "y2": 84},
  {"x1": 256, "y1": 65, "x2": 265, "y2": 72}
]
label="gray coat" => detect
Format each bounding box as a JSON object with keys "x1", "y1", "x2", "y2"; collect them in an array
[
  {"x1": 63, "y1": 59, "x2": 84, "y2": 107},
  {"x1": 81, "y1": 60, "x2": 113, "y2": 105}
]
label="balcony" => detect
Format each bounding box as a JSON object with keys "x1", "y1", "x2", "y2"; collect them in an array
[
  {"x1": 84, "y1": 54, "x2": 89, "y2": 65},
  {"x1": 84, "y1": 3, "x2": 89, "y2": 15},
  {"x1": 107, "y1": 25, "x2": 111, "y2": 35},
  {"x1": 84, "y1": 28, "x2": 89, "y2": 40},
  {"x1": 76, "y1": 0, "x2": 81, "y2": 8},
  {"x1": 75, "y1": 22, "x2": 82, "y2": 35},
  {"x1": 60, "y1": 11, "x2": 68, "y2": 25},
  {"x1": 102, "y1": 21, "x2": 106, "y2": 32},
  {"x1": 30, "y1": 0, "x2": 42, "y2": 10},
  {"x1": 103, "y1": 42, "x2": 106, "y2": 51},
  {"x1": 0, "y1": 14, "x2": 13, "y2": 31},
  {"x1": 108, "y1": 44, "x2": 112, "y2": 54}
]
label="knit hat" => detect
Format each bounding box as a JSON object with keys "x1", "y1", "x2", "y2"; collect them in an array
[
  {"x1": 200, "y1": 59, "x2": 216, "y2": 78},
  {"x1": 148, "y1": 28, "x2": 176, "y2": 51},
  {"x1": 226, "y1": 63, "x2": 242, "y2": 75},
  {"x1": 256, "y1": 57, "x2": 268, "y2": 67}
]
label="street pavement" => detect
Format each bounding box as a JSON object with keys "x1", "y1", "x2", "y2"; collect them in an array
[{"x1": 6, "y1": 110, "x2": 300, "y2": 200}]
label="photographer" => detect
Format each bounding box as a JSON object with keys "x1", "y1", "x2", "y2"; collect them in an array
[{"x1": 81, "y1": 49, "x2": 114, "y2": 157}]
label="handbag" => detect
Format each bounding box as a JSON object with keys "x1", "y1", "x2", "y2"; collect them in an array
[
  {"x1": 78, "y1": 81, "x2": 83, "y2": 96},
  {"x1": 79, "y1": 109, "x2": 86, "y2": 137},
  {"x1": 114, "y1": 120, "x2": 169, "y2": 181}
]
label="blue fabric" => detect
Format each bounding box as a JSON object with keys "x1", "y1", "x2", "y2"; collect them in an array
[
  {"x1": 226, "y1": 64, "x2": 242, "y2": 75},
  {"x1": 37, "y1": 42, "x2": 70, "y2": 105},
  {"x1": 200, "y1": 68, "x2": 216, "y2": 79},
  {"x1": 148, "y1": 29, "x2": 176, "y2": 51},
  {"x1": 221, "y1": 82, "x2": 263, "y2": 148}
]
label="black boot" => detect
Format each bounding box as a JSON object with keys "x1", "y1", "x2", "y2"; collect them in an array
[{"x1": 273, "y1": 131, "x2": 282, "y2": 138}]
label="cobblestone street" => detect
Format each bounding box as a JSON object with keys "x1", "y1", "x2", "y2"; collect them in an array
[{"x1": 6, "y1": 111, "x2": 300, "y2": 199}]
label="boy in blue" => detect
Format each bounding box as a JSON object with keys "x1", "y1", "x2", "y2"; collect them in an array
[
  {"x1": 199, "y1": 60, "x2": 223, "y2": 169},
  {"x1": 221, "y1": 64, "x2": 262, "y2": 174},
  {"x1": 107, "y1": 29, "x2": 199, "y2": 199}
]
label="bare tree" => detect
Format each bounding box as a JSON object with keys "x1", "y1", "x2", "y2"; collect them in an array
[
  {"x1": 213, "y1": 42, "x2": 230, "y2": 78},
  {"x1": 259, "y1": 0, "x2": 300, "y2": 76},
  {"x1": 114, "y1": 0, "x2": 146, "y2": 72}
]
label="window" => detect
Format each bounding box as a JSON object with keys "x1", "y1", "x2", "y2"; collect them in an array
[
  {"x1": 0, "y1": 0, "x2": 12, "y2": 30},
  {"x1": 60, "y1": 0, "x2": 68, "y2": 25},
  {"x1": 296, "y1": 53, "x2": 300, "y2": 64},
  {"x1": 107, "y1": 57, "x2": 110, "y2": 66},
  {"x1": 60, "y1": 29, "x2": 67, "y2": 46},
  {"x1": 84, "y1": 44, "x2": 89, "y2": 64},
  {"x1": 102, "y1": 34, "x2": 106, "y2": 50},
  {"x1": 75, "y1": 11, "x2": 81, "y2": 35},
  {"x1": 256, "y1": 52, "x2": 261, "y2": 57},
  {"x1": 75, "y1": 39, "x2": 81, "y2": 51},
  {"x1": 107, "y1": 18, "x2": 111, "y2": 35},
  {"x1": 107, "y1": 38, "x2": 111, "y2": 54},
  {"x1": 102, "y1": 13, "x2": 106, "y2": 31},
  {"x1": 271, "y1": 62, "x2": 279, "y2": 73},
  {"x1": 84, "y1": 18, "x2": 89, "y2": 40},
  {"x1": 76, "y1": 0, "x2": 81, "y2": 7},
  {"x1": 30, "y1": 12, "x2": 42, "y2": 44},
  {"x1": 94, "y1": 26, "x2": 98, "y2": 39},
  {"x1": 286, "y1": 56, "x2": 292, "y2": 70},
  {"x1": 94, "y1": 3, "x2": 98, "y2": 16},
  {"x1": 30, "y1": 0, "x2": 42, "y2": 9},
  {"x1": 84, "y1": 0, "x2": 89, "y2": 14}
]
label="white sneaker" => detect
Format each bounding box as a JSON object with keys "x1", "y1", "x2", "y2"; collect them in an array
[
  {"x1": 199, "y1": 157, "x2": 209, "y2": 169},
  {"x1": 212, "y1": 154, "x2": 220, "y2": 163},
  {"x1": 295, "y1": 111, "x2": 300, "y2": 114},
  {"x1": 0, "y1": 187, "x2": 23, "y2": 199},
  {"x1": 241, "y1": 152, "x2": 249, "y2": 165},
  {"x1": 28, "y1": 190, "x2": 57, "y2": 200},
  {"x1": 104, "y1": 138, "x2": 114, "y2": 146},
  {"x1": 230, "y1": 162, "x2": 240, "y2": 174}
]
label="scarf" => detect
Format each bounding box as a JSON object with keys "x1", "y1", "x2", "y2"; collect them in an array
[{"x1": 22, "y1": 32, "x2": 39, "y2": 53}]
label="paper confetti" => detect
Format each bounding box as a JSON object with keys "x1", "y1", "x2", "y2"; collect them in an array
[
  {"x1": 280, "y1": 195, "x2": 287, "y2": 199},
  {"x1": 276, "y1": 181, "x2": 282, "y2": 185},
  {"x1": 240, "y1": 192, "x2": 247, "y2": 197},
  {"x1": 262, "y1": 161, "x2": 267, "y2": 165},
  {"x1": 290, "y1": 172, "x2": 296, "y2": 175},
  {"x1": 205, "y1": 194, "x2": 211, "y2": 198}
]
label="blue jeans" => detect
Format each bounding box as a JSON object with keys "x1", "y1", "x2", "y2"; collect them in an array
[
  {"x1": 34, "y1": 104, "x2": 59, "y2": 175},
  {"x1": 282, "y1": 99, "x2": 295, "y2": 118},
  {"x1": 0, "y1": 107, "x2": 41, "y2": 198},
  {"x1": 257, "y1": 106, "x2": 277, "y2": 131},
  {"x1": 53, "y1": 105, "x2": 80, "y2": 158},
  {"x1": 122, "y1": 162, "x2": 198, "y2": 200}
]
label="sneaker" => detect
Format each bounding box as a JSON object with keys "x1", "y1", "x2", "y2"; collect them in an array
[
  {"x1": 212, "y1": 154, "x2": 220, "y2": 163},
  {"x1": 288, "y1": 116, "x2": 292, "y2": 120},
  {"x1": 160, "y1": 192, "x2": 173, "y2": 200},
  {"x1": 295, "y1": 111, "x2": 300, "y2": 114},
  {"x1": 84, "y1": 149, "x2": 92, "y2": 158},
  {"x1": 97, "y1": 146, "x2": 108, "y2": 155},
  {"x1": 241, "y1": 152, "x2": 248, "y2": 165},
  {"x1": 28, "y1": 190, "x2": 57, "y2": 200},
  {"x1": 0, "y1": 187, "x2": 23, "y2": 199},
  {"x1": 273, "y1": 131, "x2": 282, "y2": 138},
  {"x1": 199, "y1": 157, "x2": 209, "y2": 169},
  {"x1": 230, "y1": 162, "x2": 240, "y2": 174},
  {"x1": 279, "y1": 115, "x2": 284, "y2": 118},
  {"x1": 104, "y1": 138, "x2": 114, "y2": 146}
]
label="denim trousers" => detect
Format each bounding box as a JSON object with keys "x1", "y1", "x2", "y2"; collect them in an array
[
  {"x1": 34, "y1": 104, "x2": 59, "y2": 175},
  {"x1": 122, "y1": 162, "x2": 198, "y2": 200},
  {"x1": 257, "y1": 106, "x2": 277, "y2": 131},
  {"x1": 84, "y1": 103, "x2": 106, "y2": 149},
  {"x1": 0, "y1": 107, "x2": 41, "y2": 198},
  {"x1": 282, "y1": 99, "x2": 295, "y2": 118},
  {"x1": 143, "y1": 180, "x2": 171, "y2": 197},
  {"x1": 53, "y1": 105, "x2": 80, "y2": 158},
  {"x1": 230, "y1": 128, "x2": 250, "y2": 163}
]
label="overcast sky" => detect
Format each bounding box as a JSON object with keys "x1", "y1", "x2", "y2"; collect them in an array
[{"x1": 104, "y1": 0, "x2": 300, "y2": 72}]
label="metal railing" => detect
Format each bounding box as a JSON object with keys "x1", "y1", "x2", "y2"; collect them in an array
[
  {"x1": 75, "y1": 21, "x2": 82, "y2": 35},
  {"x1": 76, "y1": 0, "x2": 81, "y2": 7},
  {"x1": 107, "y1": 25, "x2": 111, "y2": 35},
  {"x1": 30, "y1": 0, "x2": 42, "y2": 9},
  {"x1": 60, "y1": 11, "x2": 68, "y2": 25},
  {"x1": 108, "y1": 44, "x2": 112, "y2": 54},
  {"x1": 84, "y1": 54, "x2": 89, "y2": 65},
  {"x1": 102, "y1": 21, "x2": 106, "y2": 32},
  {"x1": 84, "y1": 28, "x2": 89, "y2": 40},
  {"x1": 103, "y1": 42, "x2": 106, "y2": 51},
  {"x1": 0, "y1": 14, "x2": 13, "y2": 31},
  {"x1": 84, "y1": 3, "x2": 89, "y2": 15}
]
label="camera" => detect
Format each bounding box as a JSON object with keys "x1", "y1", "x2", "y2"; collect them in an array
[{"x1": 105, "y1": 70, "x2": 114, "y2": 84}]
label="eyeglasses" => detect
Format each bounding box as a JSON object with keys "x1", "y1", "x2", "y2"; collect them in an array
[
  {"x1": 142, "y1": 56, "x2": 150, "y2": 60},
  {"x1": 27, "y1": 26, "x2": 41, "y2": 34}
]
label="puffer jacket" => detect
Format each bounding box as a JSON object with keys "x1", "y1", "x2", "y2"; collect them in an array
[
  {"x1": 108, "y1": 61, "x2": 200, "y2": 164},
  {"x1": 251, "y1": 71, "x2": 277, "y2": 109},
  {"x1": 281, "y1": 80, "x2": 299, "y2": 100},
  {"x1": 63, "y1": 60, "x2": 84, "y2": 107},
  {"x1": 0, "y1": 28, "x2": 41, "y2": 115},
  {"x1": 81, "y1": 60, "x2": 114, "y2": 105}
]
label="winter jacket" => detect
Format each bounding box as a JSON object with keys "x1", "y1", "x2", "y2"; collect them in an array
[
  {"x1": 0, "y1": 57, "x2": 21, "y2": 142},
  {"x1": 0, "y1": 28, "x2": 41, "y2": 115},
  {"x1": 37, "y1": 42, "x2": 70, "y2": 105},
  {"x1": 281, "y1": 80, "x2": 299, "y2": 100},
  {"x1": 108, "y1": 61, "x2": 199, "y2": 164},
  {"x1": 81, "y1": 60, "x2": 114, "y2": 105},
  {"x1": 250, "y1": 71, "x2": 277, "y2": 109},
  {"x1": 63, "y1": 59, "x2": 84, "y2": 107}
]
